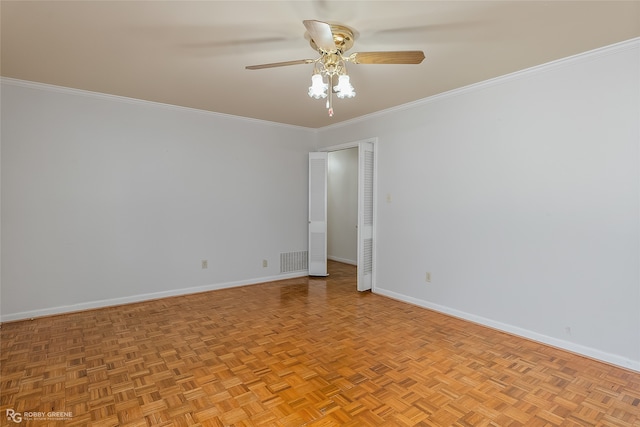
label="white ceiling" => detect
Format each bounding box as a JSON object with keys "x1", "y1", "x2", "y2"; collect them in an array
[{"x1": 2, "y1": 1, "x2": 639, "y2": 128}]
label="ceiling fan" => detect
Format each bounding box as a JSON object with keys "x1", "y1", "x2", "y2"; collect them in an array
[{"x1": 246, "y1": 20, "x2": 425, "y2": 117}]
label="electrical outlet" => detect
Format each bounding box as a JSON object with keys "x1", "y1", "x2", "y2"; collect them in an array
[
  {"x1": 426, "y1": 272, "x2": 431, "y2": 283},
  {"x1": 201, "y1": 260, "x2": 208, "y2": 269},
  {"x1": 262, "y1": 259, "x2": 268, "y2": 268}
]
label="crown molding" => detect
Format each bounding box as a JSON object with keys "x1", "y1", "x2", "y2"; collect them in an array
[
  {"x1": 319, "y1": 37, "x2": 640, "y2": 132},
  {"x1": 0, "y1": 77, "x2": 317, "y2": 133}
]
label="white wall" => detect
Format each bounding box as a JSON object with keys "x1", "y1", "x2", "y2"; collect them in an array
[
  {"x1": 317, "y1": 39, "x2": 640, "y2": 371},
  {"x1": 327, "y1": 148, "x2": 358, "y2": 264},
  {"x1": 0, "y1": 79, "x2": 316, "y2": 321}
]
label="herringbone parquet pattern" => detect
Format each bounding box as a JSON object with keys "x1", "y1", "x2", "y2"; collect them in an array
[{"x1": 1, "y1": 261, "x2": 639, "y2": 426}]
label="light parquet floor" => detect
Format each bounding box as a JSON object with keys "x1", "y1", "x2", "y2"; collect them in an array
[{"x1": 1, "y1": 261, "x2": 639, "y2": 426}]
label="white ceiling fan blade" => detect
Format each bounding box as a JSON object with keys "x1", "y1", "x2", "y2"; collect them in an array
[{"x1": 303, "y1": 20, "x2": 337, "y2": 53}]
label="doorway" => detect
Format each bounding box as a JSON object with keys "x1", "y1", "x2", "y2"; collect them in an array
[
  {"x1": 328, "y1": 147, "x2": 358, "y2": 266},
  {"x1": 309, "y1": 139, "x2": 376, "y2": 291}
]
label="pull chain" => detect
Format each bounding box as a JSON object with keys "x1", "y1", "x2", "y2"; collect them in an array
[{"x1": 327, "y1": 74, "x2": 334, "y2": 117}]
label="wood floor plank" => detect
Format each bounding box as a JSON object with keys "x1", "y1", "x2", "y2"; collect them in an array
[{"x1": 1, "y1": 261, "x2": 639, "y2": 426}]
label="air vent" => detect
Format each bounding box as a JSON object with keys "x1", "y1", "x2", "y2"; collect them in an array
[{"x1": 280, "y1": 251, "x2": 308, "y2": 273}]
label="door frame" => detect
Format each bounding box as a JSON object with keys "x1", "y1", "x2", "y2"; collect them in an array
[{"x1": 319, "y1": 137, "x2": 377, "y2": 292}]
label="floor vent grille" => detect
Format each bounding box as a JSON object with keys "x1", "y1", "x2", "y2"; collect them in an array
[{"x1": 280, "y1": 251, "x2": 308, "y2": 273}]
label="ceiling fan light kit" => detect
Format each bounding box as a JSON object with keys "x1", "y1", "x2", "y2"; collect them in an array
[{"x1": 246, "y1": 20, "x2": 425, "y2": 117}]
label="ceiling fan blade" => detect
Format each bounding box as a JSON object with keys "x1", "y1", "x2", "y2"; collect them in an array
[
  {"x1": 246, "y1": 59, "x2": 315, "y2": 70},
  {"x1": 303, "y1": 20, "x2": 337, "y2": 53},
  {"x1": 349, "y1": 51, "x2": 426, "y2": 65}
]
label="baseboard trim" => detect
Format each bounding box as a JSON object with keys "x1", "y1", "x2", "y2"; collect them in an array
[
  {"x1": 0, "y1": 272, "x2": 308, "y2": 323},
  {"x1": 374, "y1": 288, "x2": 640, "y2": 373},
  {"x1": 327, "y1": 256, "x2": 357, "y2": 265}
]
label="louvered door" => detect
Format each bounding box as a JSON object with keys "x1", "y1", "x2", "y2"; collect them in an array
[{"x1": 357, "y1": 142, "x2": 374, "y2": 291}]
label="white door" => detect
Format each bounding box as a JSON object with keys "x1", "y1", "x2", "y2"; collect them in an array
[
  {"x1": 357, "y1": 142, "x2": 374, "y2": 291},
  {"x1": 308, "y1": 152, "x2": 328, "y2": 276}
]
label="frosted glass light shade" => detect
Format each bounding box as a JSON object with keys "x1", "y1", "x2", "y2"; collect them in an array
[
  {"x1": 308, "y1": 74, "x2": 328, "y2": 99},
  {"x1": 334, "y1": 75, "x2": 355, "y2": 99}
]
